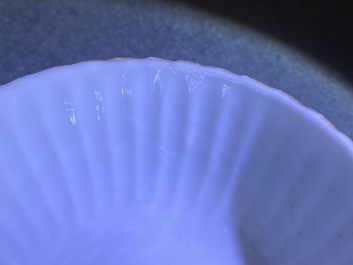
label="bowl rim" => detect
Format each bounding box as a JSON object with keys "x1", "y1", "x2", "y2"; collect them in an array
[{"x1": 1, "y1": 56, "x2": 353, "y2": 158}]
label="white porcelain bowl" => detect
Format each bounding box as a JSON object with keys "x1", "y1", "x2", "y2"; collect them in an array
[{"x1": 0, "y1": 58, "x2": 352, "y2": 265}]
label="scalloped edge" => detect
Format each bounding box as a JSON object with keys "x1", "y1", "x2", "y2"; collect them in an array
[{"x1": 1, "y1": 57, "x2": 352, "y2": 158}]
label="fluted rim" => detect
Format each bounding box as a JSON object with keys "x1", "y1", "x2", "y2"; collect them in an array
[
  {"x1": 3, "y1": 57, "x2": 352, "y2": 158},
  {"x1": 1, "y1": 57, "x2": 353, "y2": 264}
]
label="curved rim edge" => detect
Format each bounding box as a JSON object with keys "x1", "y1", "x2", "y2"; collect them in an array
[{"x1": 2, "y1": 56, "x2": 353, "y2": 157}]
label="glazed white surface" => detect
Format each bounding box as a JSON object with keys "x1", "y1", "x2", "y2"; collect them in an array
[{"x1": 0, "y1": 58, "x2": 352, "y2": 264}]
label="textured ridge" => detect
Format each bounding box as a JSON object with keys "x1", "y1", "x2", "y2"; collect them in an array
[{"x1": 0, "y1": 59, "x2": 353, "y2": 264}]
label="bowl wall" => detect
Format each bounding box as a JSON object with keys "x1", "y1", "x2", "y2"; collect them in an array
[{"x1": 0, "y1": 59, "x2": 353, "y2": 265}]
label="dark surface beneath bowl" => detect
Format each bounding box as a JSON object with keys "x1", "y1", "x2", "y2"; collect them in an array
[
  {"x1": 173, "y1": 0, "x2": 353, "y2": 88},
  {"x1": 1, "y1": 0, "x2": 353, "y2": 140}
]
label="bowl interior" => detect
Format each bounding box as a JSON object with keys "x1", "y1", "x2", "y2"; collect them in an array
[{"x1": 0, "y1": 59, "x2": 353, "y2": 265}]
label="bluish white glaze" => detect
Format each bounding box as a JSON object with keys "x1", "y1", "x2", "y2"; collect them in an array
[{"x1": 0, "y1": 58, "x2": 352, "y2": 265}]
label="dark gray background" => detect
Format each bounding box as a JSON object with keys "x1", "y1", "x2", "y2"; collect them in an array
[{"x1": 1, "y1": 0, "x2": 353, "y2": 139}]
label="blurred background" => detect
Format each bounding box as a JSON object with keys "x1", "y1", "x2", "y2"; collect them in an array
[{"x1": 1, "y1": 0, "x2": 352, "y2": 139}]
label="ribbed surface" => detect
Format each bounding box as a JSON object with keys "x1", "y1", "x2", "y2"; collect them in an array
[{"x1": 0, "y1": 59, "x2": 353, "y2": 264}]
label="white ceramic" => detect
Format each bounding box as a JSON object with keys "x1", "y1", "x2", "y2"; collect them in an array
[{"x1": 0, "y1": 58, "x2": 353, "y2": 265}]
